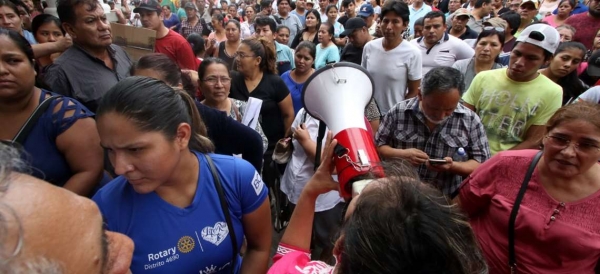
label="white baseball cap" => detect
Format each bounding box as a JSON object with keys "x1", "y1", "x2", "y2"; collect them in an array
[{"x1": 516, "y1": 24, "x2": 560, "y2": 54}]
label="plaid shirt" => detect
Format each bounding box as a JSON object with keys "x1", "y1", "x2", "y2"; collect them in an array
[
  {"x1": 180, "y1": 18, "x2": 203, "y2": 38},
  {"x1": 375, "y1": 97, "x2": 491, "y2": 195}
]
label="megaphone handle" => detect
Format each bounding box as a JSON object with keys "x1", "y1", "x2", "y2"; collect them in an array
[{"x1": 313, "y1": 121, "x2": 327, "y2": 171}]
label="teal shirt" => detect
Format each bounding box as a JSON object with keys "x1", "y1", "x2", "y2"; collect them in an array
[
  {"x1": 315, "y1": 44, "x2": 340, "y2": 69},
  {"x1": 177, "y1": 7, "x2": 187, "y2": 20},
  {"x1": 275, "y1": 41, "x2": 295, "y2": 74}
]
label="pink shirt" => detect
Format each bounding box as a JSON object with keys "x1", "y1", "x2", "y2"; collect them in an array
[
  {"x1": 460, "y1": 149, "x2": 600, "y2": 274},
  {"x1": 268, "y1": 243, "x2": 336, "y2": 274},
  {"x1": 541, "y1": 15, "x2": 558, "y2": 28}
]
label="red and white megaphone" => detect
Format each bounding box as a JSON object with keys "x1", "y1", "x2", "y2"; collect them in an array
[{"x1": 302, "y1": 62, "x2": 384, "y2": 198}]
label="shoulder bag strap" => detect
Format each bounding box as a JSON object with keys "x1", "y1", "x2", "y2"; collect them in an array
[
  {"x1": 313, "y1": 121, "x2": 327, "y2": 171},
  {"x1": 508, "y1": 150, "x2": 543, "y2": 273},
  {"x1": 203, "y1": 154, "x2": 238, "y2": 274},
  {"x1": 12, "y1": 95, "x2": 61, "y2": 145}
]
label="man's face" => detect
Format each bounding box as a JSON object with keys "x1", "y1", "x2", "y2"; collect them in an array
[
  {"x1": 139, "y1": 10, "x2": 162, "y2": 30},
  {"x1": 423, "y1": 16, "x2": 446, "y2": 45},
  {"x1": 589, "y1": 0, "x2": 600, "y2": 17},
  {"x1": 255, "y1": 24, "x2": 274, "y2": 42},
  {"x1": 196, "y1": 0, "x2": 206, "y2": 11},
  {"x1": 492, "y1": 0, "x2": 502, "y2": 8},
  {"x1": 381, "y1": 12, "x2": 406, "y2": 39},
  {"x1": 508, "y1": 42, "x2": 548, "y2": 81},
  {"x1": 296, "y1": 0, "x2": 306, "y2": 9},
  {"x1": 186, "y1": 7, "x2": 197, "y2": 17},
  {"x1": 278, "y1": 0, "x2": 290, "y2": 14},
  {"x1": 414, "y1": 24, "x2": 423, "y2": 38},
  {"x1": 418, "y1": 88, "x2": 461, "y2": 125},
  {"x1": 318, "y1": 0, "x2": 327, "y2": 9},
  {"x1": 482, "y1": 2, "x2": 493, "y2": 15},
  {"x1": 4, "y1": 173, "x2": 134, "y2": 273},
  {"x1": 448, "y1": 0, "x2": 461, "y2": 12},
  {"x1": 451, "y1": 15, "x2": 468, "y2": 32},
  {"x1": 348, "y1": 27, "x2": 368, "y2": 47},
  {"x1": 346, "y1": 2, "x2": 356, "y2": 16},
  {"x1": 64, "y1": 3, "x2": 112, "y2": 49},
  {"x1": 519, "y1": 2, "x2": 537, "y2": 22},
  {"x1": 362, "y1": 13, "x2": 374, "y2": 26},
  {"x1": 509, "y1": 0, "x2": 521, "y2": 11}
]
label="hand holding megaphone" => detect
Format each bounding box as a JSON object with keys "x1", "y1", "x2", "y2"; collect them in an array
[{"x1": 302, "y1": 132, "x2": 340, "y2": 197}]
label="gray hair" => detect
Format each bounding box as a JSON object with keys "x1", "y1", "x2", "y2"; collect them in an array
[
  {"x1": 556, "y1": 24, "x2": 576, "y2": 36},
  {"x1": 420, "y1": 66, "x2": 466, "y2": 96},
  {"x1": 0, "y1": 145, "x2": 62, "y2": 274}
]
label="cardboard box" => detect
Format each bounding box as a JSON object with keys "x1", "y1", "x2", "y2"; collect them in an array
[{"x1": 110, "y1": 23, "x2": 156, "y2": 61}]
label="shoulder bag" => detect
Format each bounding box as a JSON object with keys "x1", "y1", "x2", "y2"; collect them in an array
[{"x1": 508, "y1": 150, "x2": 543, "y2": 273}]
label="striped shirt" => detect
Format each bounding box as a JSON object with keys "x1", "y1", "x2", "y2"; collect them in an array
[{"x1": 375, "y1": 97, "x2": 491, "y2": 195}]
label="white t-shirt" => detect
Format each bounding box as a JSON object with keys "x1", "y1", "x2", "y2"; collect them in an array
[
  {"x1": 577, "y1": 86, "x2": 600, "y2": 104},
  {"x1": 361, "y1": 38, "x2": 423, "y2": 114},
  {"x1": 411, "y1": 33, "x2": 475, "y2": 75},
  {"x1": 280, "y1": 108, "x2": 343, "y2": 212}
]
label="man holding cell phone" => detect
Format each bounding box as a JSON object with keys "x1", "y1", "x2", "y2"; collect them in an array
[{"x1": 375, "y1": 67, "x2": 491, "y2": 196}]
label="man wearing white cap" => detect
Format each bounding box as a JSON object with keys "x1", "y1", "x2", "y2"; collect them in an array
[{"x1": 462, "y1": 24, "x2": 562, "y2": 155}]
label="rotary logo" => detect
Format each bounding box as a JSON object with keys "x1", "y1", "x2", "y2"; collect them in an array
[{"x1": 177, "y1": 236, "x2": 195, "y2": 253}]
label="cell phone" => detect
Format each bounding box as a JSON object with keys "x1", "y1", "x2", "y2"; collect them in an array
[{"x1": 428, "y1": 159, "x2": 447, "y2": 165}]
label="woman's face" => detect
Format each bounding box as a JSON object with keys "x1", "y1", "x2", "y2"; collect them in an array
[
  {"x1": 97, "y1": 112, "x2": 189, "y2": 194},
  {"x1": 228, "y1": 6, "x2": 237, "y2": 16},
  {"x1": 212, "y1": 18, "x2": 223, "y2": 30},
  {"x1": 294, "y1": 47, "x2": 314, "y2": 73},
  {"x1": 327, "y1": 7, "x2": 337, "y2": 21},
  {"x1": 542, "y1": 119, "x2": 600, "y2": 178},
  {"x1": 318, "y1": 24, "x2": 331, "y2": 43},
  {"x1": 235, "y1": 43, "x2": 260, "y2": 74},
  {"x1": 558, "y1": 28, "x2": 573, "y2": 42},
  {"x1": 475, "y1": 34, "x2": 502, "y2": 63},
  {"x1": 549, "y1": 47, "x2": 584, "y2": 78},
  {"x1": 200, "y1": 63, "x2": 231, "y2": 103},
  {"x1": 225, "y1": 22, "x2": 240, "y2": 41},
  {"x1": 305, "y1": 13, "x2": 317, "y2": 28},
  {"x1": 0, "y1": 35, "x2": 35, "y2": 100},
  {"x1": 34, "y1": 21, "x2": 64, "y2": 44},
  {"x1": 594, "y1": 30, "x2": 600, "y2": 51},
  {"x1": 245, "y1": 7, "x2": 255, "y2": 20},
  {"x1": 276, "y1": 28, "x2": 290, "y2": 45},
  {"x1": 0, "y1": 6, "x2": 22, "y2": 33},
  {"x1": 557, "y1": 1, "x2": 574, "y2": 16},
  {"x1": 162, "y1": 6, "x2": 171, "y2": 16}
]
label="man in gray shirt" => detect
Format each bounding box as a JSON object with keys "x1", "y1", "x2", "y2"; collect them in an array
[
  {"x1": 274, "y1": 0, "x2": 302, "y2": 46},
  {"x1": 45, "y1": 0, "x2": 132, "y2": 112}
]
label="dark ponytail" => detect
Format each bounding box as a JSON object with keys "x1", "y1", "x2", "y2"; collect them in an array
[
  {"x1": 97, "y1": 76, "x2": 214, "y2": 153},
  {"x1": 241, "y1": 37, "x2": 277, "y2": 74}
]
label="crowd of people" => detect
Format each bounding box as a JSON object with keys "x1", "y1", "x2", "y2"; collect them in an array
[{"x1": 1, "y1": 0, "x2": 600, "y2": 272}]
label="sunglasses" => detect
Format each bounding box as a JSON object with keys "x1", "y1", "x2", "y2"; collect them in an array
[{"x1": 483, "y1": 26, "x2": 505, "y2": 32}]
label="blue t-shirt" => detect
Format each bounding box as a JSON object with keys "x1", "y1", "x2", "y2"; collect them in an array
[
  {"x1": 93, "y1": 152, "x2": 268, "y2": 274},
  {"x1": 315, "y1": 44, "x2": 340, "y2": 69},
  {"x1": 23, "y1": 30, "x2": 37, "y2": 45},
  {"x1": 280, "y1": 70, "x2": 305, "y2": 115}
]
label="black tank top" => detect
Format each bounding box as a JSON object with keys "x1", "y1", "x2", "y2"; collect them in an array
[{"x1": 218, "y1": 42, "x2": 236, "y2": 71}]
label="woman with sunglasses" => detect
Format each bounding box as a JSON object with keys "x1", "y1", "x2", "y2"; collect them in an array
[
  {"x1": 452, "y1": 27, "x2": 505, "y2": 90},
  {"x1": 457, "y1": 102, "x2": 600, "y2": 273}
]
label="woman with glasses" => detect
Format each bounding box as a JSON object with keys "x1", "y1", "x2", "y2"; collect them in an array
[
  {"x1": 230, "y1": 36, "x2": 294, "y2": 191},
  {"x1": 290, "y1": 9, "x2": 321, "y2": 49},
  {"x1": 452, "y1": 27, "x2": 505, "y2": 90},
  {"x1": 199, "y1": 58, "x2": 268, "y2": 153},
  {"x1": 457, "y1": 102, "x2": 600, "y2": 274}
]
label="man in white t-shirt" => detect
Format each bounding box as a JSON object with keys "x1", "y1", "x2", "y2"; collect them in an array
[
  {"x1": 361, "y1": 0, "x2": 422, "y2": 114},
  {"x1": 411, "y1": 10, "x2": 474, "y2": 74}
]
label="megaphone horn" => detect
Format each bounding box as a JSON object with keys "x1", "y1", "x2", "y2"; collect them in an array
[{"x1": 302, "y1": 62, "x2": 385, "y2": 198}]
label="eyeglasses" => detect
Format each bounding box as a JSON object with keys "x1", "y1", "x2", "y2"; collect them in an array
[
  {"x1": 235, "y1": 52, "x2": 256, "y2": 59},
  {"x1": 483, "y1": 26, "x2": 505, "y2": 32},
  {"x1": 202, "y1": 76, "x2": 232, "y2": 85},
  {"x1": 545, "y1": 135, "x2": 600, "y2": 153}
]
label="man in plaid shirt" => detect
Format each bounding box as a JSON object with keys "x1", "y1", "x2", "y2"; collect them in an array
[{"x1": 375, "y1": 67, "x2": 491, "y2": 196}]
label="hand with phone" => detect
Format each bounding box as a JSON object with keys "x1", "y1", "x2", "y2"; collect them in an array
[
  {"x1": 426, "y1": 157, "x2": 453, "y2": 172},
  {"x1": 400, "y1": 148, "x2": 429, "y2": 166}
]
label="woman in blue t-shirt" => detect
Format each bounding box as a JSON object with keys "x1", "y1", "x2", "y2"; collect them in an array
[
  {"x1": 315, "y1": 22, "x2": 340, "y2": 69},
  {"x1": 281, "y1": 41, "x2": 316, "y2": 114},
  {"x1": 93, "y1": 76, "x2": 271, "y2": 274},
  {"x1": 0, "y1": 28, "x2": 103, "y2": 196}
]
